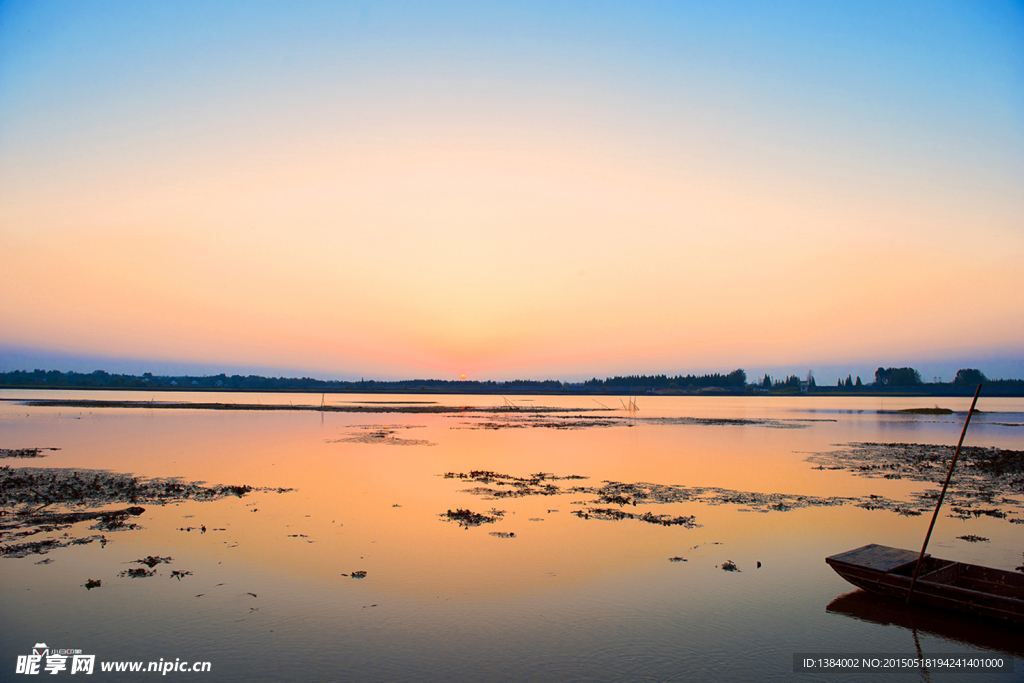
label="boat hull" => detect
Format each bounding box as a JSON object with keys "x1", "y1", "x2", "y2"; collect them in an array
[{"x1": 826, "y1": 544, "x2": 1024, "y2": 624}]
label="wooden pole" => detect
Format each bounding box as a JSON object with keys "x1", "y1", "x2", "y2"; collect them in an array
[{"x1": 905, "y1": 383, "x2": 982, "y2": 605}]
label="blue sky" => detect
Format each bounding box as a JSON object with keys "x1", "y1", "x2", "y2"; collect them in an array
[{"x1": 2, "y1": 1, "x2": 1022, "y2": 381}]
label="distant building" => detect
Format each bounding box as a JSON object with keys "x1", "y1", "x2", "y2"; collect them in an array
[{"x1": 802, "y1": 370, "x2": 814, "y2": 393}]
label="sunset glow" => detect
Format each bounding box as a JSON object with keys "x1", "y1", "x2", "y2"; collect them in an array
[{"x1": 1, "y1": 2, "x2": 1022, "y2": 380}]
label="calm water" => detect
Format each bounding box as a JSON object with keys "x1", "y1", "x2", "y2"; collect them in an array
[{"x1": 1, "y1": 391, "x2": 1022, "y2": 681}]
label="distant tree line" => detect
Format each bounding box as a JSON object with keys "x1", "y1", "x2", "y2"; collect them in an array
[
  {"x1": 582, "y1": 369, "x2": 747, "y2": 392},
  {"x1": 759, "y1": 374, "x2": 813, "y2": 391},
  {"x1": 813, "y1": 367, "x2": 1021, "y2": 395},
  {"x1": 0, "y1": 366, "x2": 1020, "y2": 395},
  {"x1": 870, "y1": 367, "x2": 998, "y2": 389},
  {"x1": 0, "y1": 368, "x2": 748, "y2": 394},
  {"x1": 0, "y1": 370, "x2": 566, "y2": 393},
  {"x1": 758, "y1": 366, "x2": 1020, "y2": 395}
]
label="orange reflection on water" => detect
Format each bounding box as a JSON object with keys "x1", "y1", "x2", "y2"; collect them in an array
[
  {"x1": 3, "y1": 393, "x2": 1023, "y2": 683},
  {"x1": 4, "y1": 394, "x2": 1019, "y2": 599}
]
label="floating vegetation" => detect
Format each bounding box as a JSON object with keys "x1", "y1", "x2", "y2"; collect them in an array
[
  {"x1": 950, "y1": 507, "x2": 1007, "y2": 520},
  {"x1": 446, "y1": 471, "x2": 848, "y2": 513},
  {"x1": 3, "y1": 539, "x2": 60, "y2": 558},
  {"x1": 454, "y1": 415, "x2": 619, "y2": 430},
  {"x1": 851, "y1": 494, "x2": 896, "y2": 512},
  {"x1": 460, "y1": 484, "x2": 562, "y2": 499},
  {"x1": 347, "y1": 571, "x2": 367, "y2": 578},
  {"x1": 223, "y1": 485, "x2": 256, "y2": 497},
  {"x1": 0, "y1": 466, "x2": 290, "y2": 559},
  {"x1": 342, "y1": 401, "x2": 438, "y2": 405},
  {"x1": 440, "y1": 508, "x2": 503, "y2": 528},
  {"x1": 1, "y1": 535, "x2": 108, "y2": 559},
  {"x1": 957, "y1": 535, "x2": 989, "y2": 543},
  {"x1": 896, "y1": 407, "x2": 954, "y2": 415},
  {"x1": 444, "y1": 471, "x2": 586, "y2": 499},
  {"x1": 133, "y1": 556, "x2": 172, "y2": 568},
  {"x1": 571, "y1": 508, "x2": 700, "y2": 528},
  {"x1": 91, "y1": 511, "x2": 144, "y2": 532},
  {"x1": 642, "y1": 417, "x2": 832, "y2": 429},
  {"x1": 489, "y1": 531, "x2": 515, "y2": 538},
  {"x1": 806, "y1": 442, "x2": 1024, "y2": 523},
  {"x1": 119, "y1": 567, "x2": 155, "y2": 579},
  {"x1": 0, "y1": 467, "x2": 271, "y2": 509},
  {"x1": 443, "y1": 470, "x2": 587, "y2": 483},
  {"x1": 720, "y1": 560, "x2": 740, "y2": 572},
  {"x1": 84, "y1": 579, "x2": 101, "y2": 590},
  {"x1": 9, "y1": 505, "x2": 145, "y2": 531},
  {"x1": 668, "y1": 556, "x2": 687, "y2": 562},
  {"x1": 1, "y1": 447, "x2": 59, "y2": 459},
  {"x1": 440, "y1": 470, "x2": 863, "y2": 533},
  {"x1": 328, "y1": 425, "x2": 435, "y2": 447},
  {"x1": 451, "y1": 415, "x2": 834, "y2": 431}
]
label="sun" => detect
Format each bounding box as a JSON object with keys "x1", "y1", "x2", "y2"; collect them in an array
[{"x1": 460, "y1": 374, "x2": 466, "y2": 379}]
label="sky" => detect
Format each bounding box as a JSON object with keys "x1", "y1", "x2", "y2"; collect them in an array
[{"x1": 2, "y1": 1, "x2": 1023, "y2": 382}]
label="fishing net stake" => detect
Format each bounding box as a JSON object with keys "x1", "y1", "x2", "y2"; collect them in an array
[{"x1": 905, "y1": 383, "x2": 982, "y2": 605}]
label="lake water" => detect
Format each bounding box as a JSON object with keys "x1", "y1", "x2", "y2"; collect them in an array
[{"x1": 2, "y1": 391, "x2": 1022, "y2": 681}]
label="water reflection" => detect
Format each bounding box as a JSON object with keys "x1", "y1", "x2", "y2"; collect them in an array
[
  {"x1": 827, "y1": 590, "x2": 1024, "y2": 658},
  {"x1": 1, "y1": 392, "x2": 1021, "y2": 681}
]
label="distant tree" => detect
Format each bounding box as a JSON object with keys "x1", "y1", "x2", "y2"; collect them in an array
[
  {"x1": 855, "y1": 376, "x2": 863, "y2": 387},
  {"x1": 953, "y1": 369, "x2": 987, "y2": 386},
  {"x1": 874, "y1": 367, "x2": 923, "y2": 387},
  {"x1": 762, "y1": 374, "x2": 771, "y2": 388},
  {"x1": 725, "y1": 369, "x2": 747, "y2": 387},
  {"x1": 845, "y1": 375, "x2": 853, "y2": 388}
]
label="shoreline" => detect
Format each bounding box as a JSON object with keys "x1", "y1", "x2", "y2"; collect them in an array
[
  {"x1": 2, "y1": 398, "x2": 1017, "y2": 417},
  {"x1": 2, "y1": 385, "x2": 1018, "y2": 398},
  {"x1": 1, "y1": 398, "x2": 611, "y2": 414}
]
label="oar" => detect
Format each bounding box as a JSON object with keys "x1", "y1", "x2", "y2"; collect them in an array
[{"x1": 905, "y1": 383, "x2": 982, "y2": 605}]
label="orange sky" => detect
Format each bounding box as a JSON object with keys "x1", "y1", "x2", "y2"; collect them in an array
[{"x1": 2, "y1": 2, "x2": 1022, "y2": 380}]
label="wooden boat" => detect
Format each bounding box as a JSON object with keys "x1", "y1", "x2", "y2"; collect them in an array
[{"x1": 826, "y1": 544, "x2": 1024, "y2": 624}]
